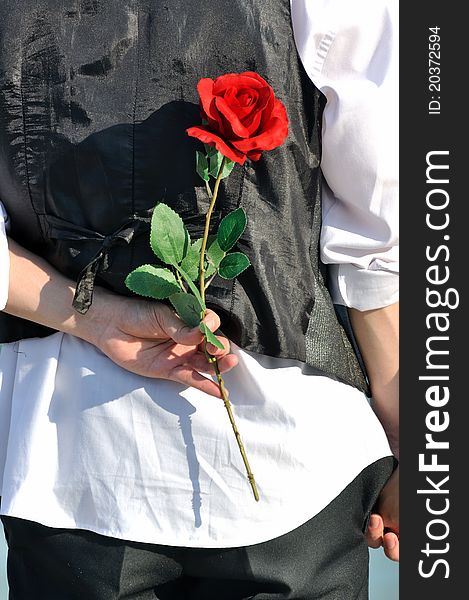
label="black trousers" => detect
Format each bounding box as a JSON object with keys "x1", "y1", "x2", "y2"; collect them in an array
[{"x1": 1, "y1": 457, "x2": 394, "y2": 600}]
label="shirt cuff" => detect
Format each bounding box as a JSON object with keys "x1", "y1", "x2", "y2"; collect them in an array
[
  {"x1": 328, "y1": 264, "x2": 399, "y2": 311},
  {"x1": 0, "y1": 203, "x2": 10, "y2": 311}
]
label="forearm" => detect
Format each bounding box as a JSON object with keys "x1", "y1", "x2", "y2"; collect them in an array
[
  {"x1": 349, "y1": 301, "x2": 399, "y2": 459},
  {"x1": 3, "y1": 237, "x2": 237, "y2": 397},
  {"x1": 3, "y1": 237, "x2": 112, "y2": 345}
]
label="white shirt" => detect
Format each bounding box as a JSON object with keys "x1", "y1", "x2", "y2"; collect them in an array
[{"x1": 0, "y1": 0, "x2": 398, "y2": 547}]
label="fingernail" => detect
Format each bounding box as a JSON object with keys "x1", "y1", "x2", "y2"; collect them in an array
[{"x1": 369, "y1": 515, "x2": 380, "y2": 529}]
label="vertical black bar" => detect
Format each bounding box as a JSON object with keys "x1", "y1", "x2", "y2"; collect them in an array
[{"x1": 401, "y1": 2, "x2": 465, "y2": 597}]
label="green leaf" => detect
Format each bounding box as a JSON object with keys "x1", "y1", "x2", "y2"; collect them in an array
[
  {"x1": 205, "y1": 236, "x2": 225, "y2": 277},
  {"x1": 199, "y1": 322, "x2": 225, "y2": 350},
  {"x1": 209, "y1": 150, "x2": 235, "y2": 179},
  {"x1": 218, "y1": 252, "x2": 251, "y2": 279},
  {"x1": 180, "y1": 240, "x2": 202, "y2": 281},
  {"x1": 125, "y1": 265, "x2": 180, "y2": 299},
  {"x1": 150, "y1": 203, "x2": 190, "y2": 265},
  {"x1": 169, "y1": 292, "x2": 203, "y2": 327},
  {"x1": 196, "y1": 151, "x2": 209, "y2": 182},
  {"x1": 204, "y1": 143, "x2": 217, "y2": 158},
  {"x1": 217, "y1": 207, "x2": 247, "y2": 252},
  {"x1": 176, "y1": 265, "x2": 206, "y2": 310},
  {"x1": 186, "y1": 236, "x2": 226, "y2": 280}
]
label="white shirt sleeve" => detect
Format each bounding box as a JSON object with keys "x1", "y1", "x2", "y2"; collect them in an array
[
  {"x1": 290, "y1": 0, "x2": 399, "y2": 310},
  {"x1": 0, "y1": 201, "x2": 10, "y2": 311}
]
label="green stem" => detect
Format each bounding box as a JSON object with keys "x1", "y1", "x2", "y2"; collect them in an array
[
  {"x1": 199, "y1": 156, "x2": 226, "y2": 305},
  {"x1": 205, "y1": 179, "x2": 213, "y2": 200},
  {"x1": 175, "y1": 265, "x2": 206, "y2": 313},
  {"x1": 199, "y1": 156, "x2": 260, "y2": 502},
  {"x1": 205, "y1": 348, "x2": 260, "y2": 502}
]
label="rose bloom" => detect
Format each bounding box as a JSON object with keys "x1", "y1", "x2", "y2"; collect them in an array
[{"x1": 187, "y1": 72, "x2": 288, "y2": 165}]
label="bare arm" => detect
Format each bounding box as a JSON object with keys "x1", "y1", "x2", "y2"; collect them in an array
[
  {"x1": 349, "y1": 302, "x2": 399, "y2": 562},
  {"x1": 4, "y1": 237, "x2": 238, "y2": 398},
  {"x1": 349, "y1": 302, "x2": 399, "y2": 458}
]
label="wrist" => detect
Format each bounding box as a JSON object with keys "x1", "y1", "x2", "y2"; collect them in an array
[{"x1": 70, "y1": 286, "x2": 120, "y2": 348}]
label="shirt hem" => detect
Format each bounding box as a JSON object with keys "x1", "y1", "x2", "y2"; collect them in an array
[{"x1": 0, "y1": 454, "x2": 393, "y2": 549}]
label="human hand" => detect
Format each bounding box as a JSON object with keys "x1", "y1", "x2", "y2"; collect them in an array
[
  {"x1": 366, "y1": 465, "x2": 399, "y2": 562},
  {"x1": 88, "y1": 292, "x2": 238, "y2": 398},
  {"x1": 4, "y1": 240, "x2": 236, "y2": 398}
]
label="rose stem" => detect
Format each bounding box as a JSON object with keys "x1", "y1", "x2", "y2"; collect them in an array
[
  {"x1": 199, "y1": 155, "x2": 260, "y2": 502},
  {"x1": 199, "y1": 156, "x2": 226, "y2": 304},
  {"x1": 205, "y1": 351, "x2": 260, "y2": 502}
]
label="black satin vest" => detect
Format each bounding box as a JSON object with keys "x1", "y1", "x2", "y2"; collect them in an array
[{"x1": 0, "y1": 0, "x2": 368, "y2": 393}]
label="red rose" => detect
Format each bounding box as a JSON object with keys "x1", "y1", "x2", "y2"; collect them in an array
[{"x1": 186, "y1": 72, "x2": 288, "y2": 165}]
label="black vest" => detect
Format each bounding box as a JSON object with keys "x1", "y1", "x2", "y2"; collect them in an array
[{"x1": 0, "y1": 0, "x2": 368, "y2": 393}]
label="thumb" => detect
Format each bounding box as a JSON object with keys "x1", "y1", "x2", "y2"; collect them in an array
[{"x1": 152, "y1": 304, "x2": 221, "y2": 346}]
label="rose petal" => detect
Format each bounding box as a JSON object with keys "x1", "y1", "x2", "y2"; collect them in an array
[
  {"x1": 224, "y1": 87, "x2": 259, "y2": 121},
  {"x1": 197, "y1": 78, "x2": 218, "y2": 121},
  {"x1": 213, "y1": 72, "x2": 267, "y2": 95},
  {"x1": 236, "y1": 90, "x2": 257, "y2": 108},
  {"x1": 232, "y1": 99, "x2": 288, "y2": 153},
  {"x1": 242, "y1": 87, "x2": 273, "y2": 134},
  {"x1": 247, "y1": 150, "x2": 262, "y2": 161},
  {"x1": 241, "y1": 109, "x2": 262, "y2": 136},
  {"x1": 214, "y1": 96, "x2": 251, "y2": 138},
  {"x1": 239, "y1": 72, "x2": 271, "y2": 86},
  {"x1": 206, "y1": 113, "x2": 227, "y2": 138},
  {"x1": 186, "y1": 126, "x2": 246, "y2": 164},
  {"x1": 233, "y1": 118, "x2": 288, "y2": 153},
  {"x1": 220, "y1": 86, "x2": 273, "y2": 137},
  {"x1": 258, "y1": 88, "x2": 275, "y2": 127}
]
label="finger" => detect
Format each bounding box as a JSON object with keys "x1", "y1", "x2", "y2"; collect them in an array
[
  {"x1": 157, "y1": 306, "x2": 223, "y2": 346},
  {"x1": 188, "y1": 352, "x2": 239, "y2": 374},
  {"x1": 366, "y1": 514, "x2": 384, "y2": 549},
  {"x1": 199, "y1": 335, "x2": 232, "y2": 358},
  {"x1": 383, "y1": 532, "x2": 399, "y2": 562},
  {"x1": 169, "y1": 364, "x2": 223, "y2": 398},
  {"x1": 154, "y1": 304, "x2": 205, "y2": 346},
  {"x1": 207, "y1": 352, "x2": 239, "y2": 373},
  {"x1": 201, "y1": 309, "x2": 221, "y2": 332}
]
